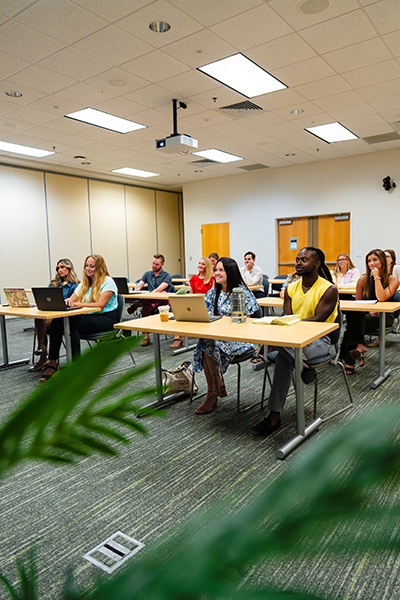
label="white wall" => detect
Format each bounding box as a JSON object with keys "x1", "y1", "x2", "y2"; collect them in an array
[{"x1": 182, "y1": 148, "x2": 400, "y2": 278}]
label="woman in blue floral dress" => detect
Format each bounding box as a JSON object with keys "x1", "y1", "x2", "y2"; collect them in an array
[{"x1": 193, "y1": 257, "x2": 260, "y2": 414}]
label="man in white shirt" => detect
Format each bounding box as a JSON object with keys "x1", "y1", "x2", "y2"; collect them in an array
[{"x1": 240, "y1": 252, "x2": 264, "y2": 294}]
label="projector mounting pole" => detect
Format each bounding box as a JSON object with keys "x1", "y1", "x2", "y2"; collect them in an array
[{"x1": 172, "y1": 99, "x2": 187, "y2": 137}]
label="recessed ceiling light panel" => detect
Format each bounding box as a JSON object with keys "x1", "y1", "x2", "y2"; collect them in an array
[
  {"x1": 192, "y1": 149, "x2": 243, "y2": 163},
  {"x1": 305, "y1": 122, "x2": 358, "y2": 143},
  {"x1": 198, "y1": 53, "x2": 287, "y2": 98},
  {"x1": 112, "y1": 167, "x2": 159, "y2": 178},
  {"x1": 65, "y1": 108, "x2": 146, "y2": 134},
  {"x1": 0, "y1": 140, "x2": 55, "y2": 158}
]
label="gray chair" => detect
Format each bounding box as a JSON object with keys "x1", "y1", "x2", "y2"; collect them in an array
[
  {"x1": 269, "y1": 274, "x2": 288, "y2": 297},
  {"x1": 81, "y1": 294, "x2": 136, "y2": 372}
]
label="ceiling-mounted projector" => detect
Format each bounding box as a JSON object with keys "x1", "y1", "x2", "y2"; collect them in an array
[{"x1": 155, "y1": 99, "x2": 198, "y2": 153}]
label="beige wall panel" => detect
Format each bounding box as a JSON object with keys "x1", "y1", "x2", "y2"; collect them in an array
[
  {"x1": 46, "y1": 173, "x2": 91, "y2": 277},
  {"x1": 156, "y1": 191, "x2": 182, "y2": 276},
  {"x1": 89, "y1": 180, "x2": 127, "y2": 277},
  {"x1": 125, "y1": 186, "x2": 157, "y2": 282},
  {"x1": 0, "y1": 166, "x2": 49, "y2": 291}
]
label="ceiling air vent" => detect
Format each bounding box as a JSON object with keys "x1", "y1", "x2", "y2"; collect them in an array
[
  {"x1": 239, "y1": 164, "x2": 270, "y2": 171},
  {"x1": 219, "y1": 100, "x2": 265, "y2": 119},
  {"x1": 190, "y1": 158, "x2": 218, "y2": 166},
  {"x1": 363, "y1": 132, "x2": 400, "y2": 144},
  {"x1": 392, "y1": 121, "x2": 400, "y2": 130}
]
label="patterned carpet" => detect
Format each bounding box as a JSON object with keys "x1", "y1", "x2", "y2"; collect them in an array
[{"x1": 0, "y1": 310, "x2": 399, "y2": 599}]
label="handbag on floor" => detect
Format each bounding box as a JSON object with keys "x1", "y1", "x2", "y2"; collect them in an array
[{"x1": 162, "y1": 361, "x2": 198, "y2": 395}]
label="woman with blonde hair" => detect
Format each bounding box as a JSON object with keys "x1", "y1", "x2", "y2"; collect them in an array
[
  {"x1": 40, "y1": 254, "x2": 118, "y2": 381},
  {"x1": 340, "y1": 249, "x2": 398, "y2": 375},
  {"x1": 331, "y1": 253, "x2": 360, "y2": 288},
  {"x1": 189, "y1": 257, "x2": 214, "y2": 294},
  {"x1": 29, "y1": 258, "x2": 80, "y2": 372}
]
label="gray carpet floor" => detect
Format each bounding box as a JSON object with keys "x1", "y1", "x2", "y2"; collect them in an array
[{"x1": 0, "y1": 310, "x2": 399, "y2": 599}]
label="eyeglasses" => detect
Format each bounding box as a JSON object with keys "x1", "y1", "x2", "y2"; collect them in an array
[{"x1": 337, "y1": 258, "x2": 347, "y2": 262}]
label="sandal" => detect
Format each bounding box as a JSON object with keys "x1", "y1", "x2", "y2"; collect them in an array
[
  {"x1": 28, "y1": 358, "x2": 49, "y2": 372},
  {"x1": 39, "y1": 365, "x2": 59, "y2": 382},
  {"x1": 349, "y1": 349, "x2": 365, "y2": 361},
  {"x1": 345, "y1": 365, "x2": 354, "y2": 376},
  {"x1": 170, "y1": 339, "x2": 183, "y2": 349}
]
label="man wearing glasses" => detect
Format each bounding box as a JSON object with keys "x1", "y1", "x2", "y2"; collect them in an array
[{"x1": 127, "y1": 254, "x2": 174, "y2": 346}]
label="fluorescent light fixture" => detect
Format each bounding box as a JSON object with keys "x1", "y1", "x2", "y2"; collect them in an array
[
  {"x1": 192, "y1": 149, "x2": 243, "y2": 163},
  {"x1": 198, "y1": 53, "x2": 287, "y2": 98},
  {"x1": 0, "y1": 140, "x2": 55, "y2": 158},
  {"x1": 65, "y1": 108, "x2": 146, "y2": 134},
  {"x1": 112, "y1": 167, "x2": 159, "y2": 178},
  {"x1": 305, "y1": 122, "x2": 358, "y2": 143}
]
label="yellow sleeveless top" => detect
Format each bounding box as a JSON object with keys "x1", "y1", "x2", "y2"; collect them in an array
[{"x1": 287, "y1": 276, "x2": 338, "y2": 322}]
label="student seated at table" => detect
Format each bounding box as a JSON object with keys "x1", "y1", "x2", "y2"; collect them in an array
[
  {"x1": 192, "y1": 257, "x2": 260, "y2": 415},
  {"x1": 384, "y1": 249, "x2": 400, "y2": 290},
  {"x1": 29, "y1": 258, "x2": 80, "y2": 372},
  {"x1": 208, "y1": 252, "x2": 219, "y2": 272},
  {"x1": 279, "y1": 271, "x2": 300, "y2": 299},
  {"x1": 40, "y1": 254, "x2": 118, "y2": 381},
  {"x1": 252, "y1": 247, "x2": 338, "y2": 436},
  {"x1": 189, "y1": 257, "x2": 214, "y2": 294},
  {"x1": 330, "y1": 253, "x2": 360, "y2": 288},
  {"x1": 340, "y1": 249, "x2": 399, "y2": 375}
]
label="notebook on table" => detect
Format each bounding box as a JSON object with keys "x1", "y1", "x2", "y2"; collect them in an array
[
  {"x1": 3, "y1": 288, "x2": 31, "y2": 307},
  {"x1": 32, "y1": 287, "x2": 81, "y2": 311},
  {"x1": 169, "y1": 295, "x2": 222, "y2": 323}
]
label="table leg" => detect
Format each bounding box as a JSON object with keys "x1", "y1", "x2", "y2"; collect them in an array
[
  {"x1": 0, "y1": 315, "x2": 30, "y2": 370},
  {"x1": 63, "y1": 316, "x2": 73, "y2": 363},
  {"x1": 371, "y1": 312, "x2": 391, "y2": 389},
  {"x1": 276, "y1": 347, "x2": 322, "y2": 460}
]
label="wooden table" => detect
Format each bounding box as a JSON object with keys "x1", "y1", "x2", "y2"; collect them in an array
[
  {"x1": 258, "y1": 297, "x2": 400, "y2": 389},
  {"x1": 0, "y1": 305, "x2": 100, "y2": 369},
  {"x1": 337, "y1": 287, "x2": 356, "y2": 295},
  {"x1": 115, "y1": 315, "x2": 338, "y2": 459}
]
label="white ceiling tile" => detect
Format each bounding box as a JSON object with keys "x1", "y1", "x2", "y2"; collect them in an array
[
  {"x1": 74, "y1": 25, "x2": 153, "y2": 66},
  {"x1": 24, "y1": 96, "x2": 86, "y2": 120},
  {"x1": 159, "y1": 69, "x2": 220, "y2": 97},
  {"x1": 370, "y1": 96, "x2": 400, "y2": 113},
  {"x1": 56, "y1": 82, "x2": 116, "y2": 105},
  {"x1": 162, "y1": 30, "x2": 236, "y2": 69},
  {"x1": 0, "y1": 20, "x2": 66, "y2": 62},
  {"x1": 187, "y1": 87, "x2": 245, "y2": 111},
  {"x1": 0, "y1": 52, "x2": 30, "y2": 80},
  {"x1": 203, "y1": 120, "x2": 248, "y2": 136},
  {"x1": 168, "y1": 0, "x2": 263, "y2": 27},
  {"x1": 127, "y1": 108, "x2": 171, "y2": 127},
  {"x1": 123, "y1": 84, "x2": 177, "y2": 109},
  {"x1": 380, "y1": 108, "x2": 400, "y2": 123},
  {"x1": 294, "y1": 76, "x2": 351, "y2": 101},
  {"x1": 0, "y1": 81, "x2": 46, "y2": 106},
  {"x1": 272, "y1": 102, "x2": 325, "y2": 122},
  {"x1": 367, "y1": 138, "x2": 400, "y2": 151},
  {"x1": 342, "y1": 60, "x2": 400, "y2": 89},
  {"x1": 365, "y1": 0, "x2": 400, "y2": 35},
  {"x1": 0, "y1": 120, "x2": 34, "y2": 136},
  {"x1": 324, "y1": 103, "x2": 377, "y2": 121},
  {"x1": 358, "y1": 79, "x2": 400, "y2": 102},
  {"x1": 15, "y1": 0, "x2": 108, "y2": 45},
  {"x1": 83, "y1": 68, "x2": 149, "y2": 96},
  {"x1": 210, "y1": 4, "x2": 292, "y2": 50},
  {"x1": 382, "y1": 31, "x2": 400, "y2": 57},
  {"x1": 0, "y1": 0, "x2": 37, "y2": 18},
  {"x1": 93, "y1": 97, "x2": 149, "y2": 119},
  {"x1": 38, "y1": 47, "x2": 112, "y2": 81},
  {"x1": 236, "y1": 112, "x2": 284, "y2": 129},
  {"x1": 313, "y1": 90, "x2": 365, "y2": 111},
  {"x1": 71, "y1": 0, "x2": 154, "y2": 22},
  {"x1": 179, "y1": 110, "x2": 231, "y2": 129},
  {"x1": 121, "y1": 50, "x2": 189, "y2": 84},
  {"x1": 269, "y1": 0, "x2": 359, "y2": 30},
  {"x1": 300, "y1": 10, "x2": 377, "y2": 54},
  {"x1": 116, "y1": 0, "x2": 203, "y2": 48},
  {"x1": 247, "y1": 34, "x2": 316, "y2": 72},
  {"x1": 352, "y1": 124, "x2": 393, "y2": 137},
  {"x1": 341, "y1": 113, "x2": 385, "y2": 131},
  {"x1": 272, "y1": 57, "x2": 335, "y2": 87},
  {"x1": 1, "y1": 106, "x2": 59, "y2": 125},
  {"x1": 255, "y1": 89, "x2": 309, "y2": 111},
  {"x1": 9, "y1": 64, "x2": 77, "y2": 94},
  {"x1": 338, "y1": 144, "x2": 376, "y2": 156},
  {"x1": 322, "y1": 38, "x2": 392, "y2": 72}
]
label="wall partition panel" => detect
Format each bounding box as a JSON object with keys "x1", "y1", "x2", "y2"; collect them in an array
[
  {"x1": 125, "y1": 186, "x2": 157, "y2": 282},
  {"x1": 0, "y1": 166, "x2": 49, "y2": 290},
  {"x1": 155, "y1": 191, "x2": 182, "y2": 276},
  {"x1": 45, "y1": 173, "x2": 91, "y2": 275},
  {"x1": 89, "y1": 180, "x2": 127, "y2": 277}
]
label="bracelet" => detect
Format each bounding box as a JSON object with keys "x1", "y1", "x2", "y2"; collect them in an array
[{"x1": 374, "y1": 277, "x2": 381, "y2": 281}]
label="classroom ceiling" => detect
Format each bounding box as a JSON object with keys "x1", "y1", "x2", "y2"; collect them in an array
[{"x1": 1, "y1": 0, "x2": 400, "y2": 190}]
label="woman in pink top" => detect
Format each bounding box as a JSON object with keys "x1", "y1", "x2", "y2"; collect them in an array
[
  {"x1": 330, "y1": 253, "x2": 360, "y2": 287},
  {"x1": 189, "y1": 257, "x2": 214, "y2": 294}
]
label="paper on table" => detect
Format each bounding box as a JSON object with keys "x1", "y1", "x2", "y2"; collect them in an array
[{"x1": 354, "y1": 300, "x2": 377, "y2": 304}]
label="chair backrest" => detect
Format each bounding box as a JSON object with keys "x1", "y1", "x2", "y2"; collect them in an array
[
  {"x1": 271, "y1": 274, "x2": 288, "y2": 293},
  {"x1": 392, "y1": 290, "x2": 400, "y2": 318},
  {"x1": 262, "y1": 274, "x2": 269, "y2": 296},
  {"x1": 172, "y1": 274, "x2": 184, "y2": 278},
  {"x1": 328, "y1": 309, "x2": 342, "y2": 346},
  {"x1": 117, "y1": 294, "x2": 124, "y2": 323}
]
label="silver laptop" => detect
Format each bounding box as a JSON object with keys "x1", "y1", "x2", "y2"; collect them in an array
[
  {"x1": 169, "y1": 295, "x2": 222, "y2": 322},
  {"x1": 3, "y1": 288, "x2": 31, "y2": 307}
]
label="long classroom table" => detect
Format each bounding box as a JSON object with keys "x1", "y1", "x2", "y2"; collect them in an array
[
  {"x1": 257, "y1": 297, "x2": 400, "y2": 389},
  {"x1": 115, "y1": 314, "x2": 338, "y2": 459},
  {"x1": 0, "y1": 305, "x2": 100, "y2": 369}
]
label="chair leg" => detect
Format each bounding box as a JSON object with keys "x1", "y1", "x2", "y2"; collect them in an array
[
  {"x1": 32, "y1": 331, "x2": 36, "y2": 363},
  {"x1": 313, "y1": 376, "x2": 319, "y2": 420},
  {"x1": 237, "y1": 357, "x2": 269, "y2": 414},
  {"x1": 317, "y1": 361, "x2": 354, "y2": 424}
]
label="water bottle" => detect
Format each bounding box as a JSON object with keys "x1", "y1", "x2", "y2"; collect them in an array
[{"x1": 230, "y1": 287, "x2": 246, "y2": 323}]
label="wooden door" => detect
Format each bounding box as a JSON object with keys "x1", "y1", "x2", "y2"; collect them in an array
[
  {"x1": 318, "y1": 214, "x2": 350, "y2": 268},
  {"x1": 277, "y1": 217, "x2": 308, "y2": 275},
  {"x1": 202, "y1": 222, "x2": 230, "y2": 258}
]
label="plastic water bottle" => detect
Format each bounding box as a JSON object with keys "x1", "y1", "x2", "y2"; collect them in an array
[{"x1": 230, "y1": 287, "x2": 246, "y2": 323}]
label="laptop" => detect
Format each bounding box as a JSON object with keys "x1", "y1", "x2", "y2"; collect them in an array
[
  {"x1": 3, "y1": 288, "x2": 31, "y2": 307},
  {"x1": 32, "y1": 287, "x2": 81, "y2": 311},
  {"x1": 169, "y1": 295, "x2": 222, "y2": 323},
  {"x1": 113, "y1": 277, "x2": 149, "y2": 295}
]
